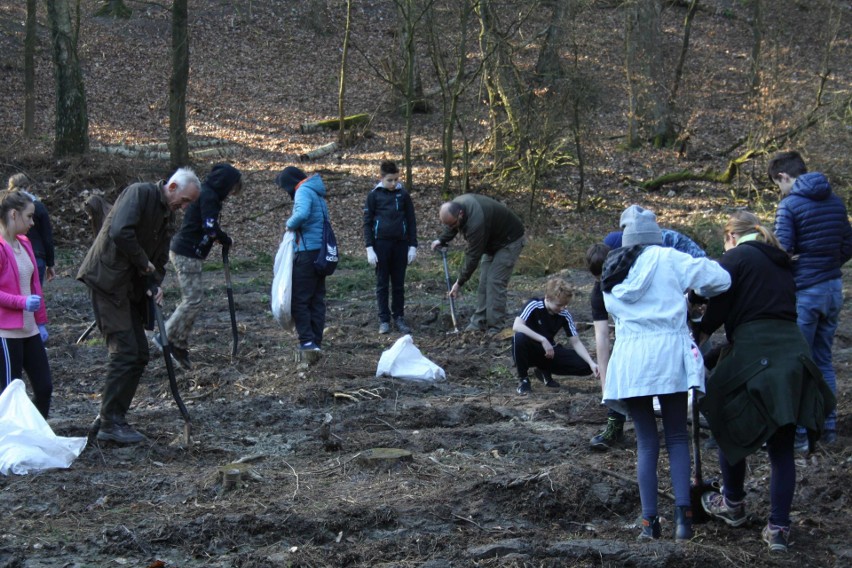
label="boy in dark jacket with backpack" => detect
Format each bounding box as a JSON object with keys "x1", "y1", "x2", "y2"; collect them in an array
[
  {"x1": 158, "y1": 163, "x2": 243, "y2": 369},
  {"x1": 363, "y1": 161, "x2": 418, "y2": 334}
]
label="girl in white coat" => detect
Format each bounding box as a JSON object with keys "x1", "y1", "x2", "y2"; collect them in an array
[{"x1": 601, "y1": 205, "x2": 730, "y2": 541}]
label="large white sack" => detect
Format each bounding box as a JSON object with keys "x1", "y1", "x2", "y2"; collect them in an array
[
  {"x1": 376, "y1": 335, "x2": 446, "y2": 382},
  {"x1": 271, "y1": 231, "x2": 295, "y2": 329},
  {"x1": 0, "y1": 379, "x2": 87, "y2": 476}
]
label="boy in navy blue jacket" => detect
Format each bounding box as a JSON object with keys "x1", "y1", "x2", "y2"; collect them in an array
[
  {"x1": 770, "y1": 151, "x2": 852, "y2": 448},
  {"x1": 363, "y1": 161, "x2": 418, "y2": 334},
  {"x1": 513, "y1": 276, "x2": 598, "y2": 395}
]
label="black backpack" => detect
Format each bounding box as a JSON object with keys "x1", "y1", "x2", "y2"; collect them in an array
[{"x1": 314, "y1": 209, "x2": 339, "y2": 276}]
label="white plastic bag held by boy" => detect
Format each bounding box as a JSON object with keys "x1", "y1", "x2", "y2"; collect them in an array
[
  {"x1": 271, "y1": 231, "x2": 295, "y2": 329},
  {"x1": 0, "y1": 380, "x2": 87, "y2": 475},
  {"x1": 376, "y1": 335, "x2": 446, "y2": 382}
]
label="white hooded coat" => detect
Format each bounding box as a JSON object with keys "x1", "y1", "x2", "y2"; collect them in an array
[{"x1": 602, "y1": 246, "x2": 731, "y2": 416}]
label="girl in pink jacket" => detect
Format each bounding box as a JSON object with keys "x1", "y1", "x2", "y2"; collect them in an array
[{"x1": 0, "y1": 190, "x2": 52, "y2": 417}]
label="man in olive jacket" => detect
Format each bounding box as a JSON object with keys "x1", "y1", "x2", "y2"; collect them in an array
[
  {"x1": 77, "y1": 168, "x2": 201, "y2": 444},
  {"x1": 430, "y1": 194, "x2": 525, "y2": 332}
]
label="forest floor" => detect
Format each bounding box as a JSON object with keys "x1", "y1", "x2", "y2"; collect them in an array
[
  {"x1": 0, "y1": 251, "x2": 850, "y2": 568},
  {"x1": 0, "y1": 0, "x2": 851, "y2": 566}
]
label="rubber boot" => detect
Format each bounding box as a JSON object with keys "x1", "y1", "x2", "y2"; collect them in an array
[
  {"x1": 674, "y1": 506, "x2": 694, "y2": 541},
  {"x1": 637, "y1": 516, "x2": 661, "y2": 541}
]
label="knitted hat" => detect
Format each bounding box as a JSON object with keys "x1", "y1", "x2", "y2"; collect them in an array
[
  {"x1": 620, "y1": 205, "x2": 662, "y2": 247},
  {"x1": 275, "y1": 166, "x2": 307, "y2": 199},
  {"x1": 603, "y1": 231, "x2": 623, "y2": 249}
]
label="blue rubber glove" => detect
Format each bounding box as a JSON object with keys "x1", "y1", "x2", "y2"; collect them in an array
[
  {"x1": 38, "y1": 324, "x2": 48, "y2": 343},
  {"x1": 24, "y1": 295, "x2": 41, "y2": 312}
]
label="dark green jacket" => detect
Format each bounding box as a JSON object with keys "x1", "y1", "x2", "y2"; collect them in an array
[
  {"x1": 436, "y1": 194, "x2": 524, "y2": 287},
  {"x1": 700, "y1": 319, "x2": 835, "y2": 464}
]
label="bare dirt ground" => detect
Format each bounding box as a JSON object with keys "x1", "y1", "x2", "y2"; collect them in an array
[
  {"x1": 1, "y1": 0, "x2": 851, "y2": 566},
  {"x1": 0, "y1": 252, "x2": 849, "y2": 568}
]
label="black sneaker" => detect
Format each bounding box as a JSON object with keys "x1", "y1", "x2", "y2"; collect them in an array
[
  {"x1": 97, "y1": 420, "x2": 146, "y2": 444},
  {"x1": 590, "y1": 417, "x2": 625, "y2": 451},
  {"x1": 533, "y1": 368, "x2": 559, "y2": 388},
  {"x1": 394, "y1": 317, "x2": 411, "y2": 334},
  {"x1": 378, "y1": 322, "x2": 391, "y2": 334},
  {"x1": 516, "y1": 378, "x2": 531, "y2": 396},
  {"x1": 170, "y1": 346, "x2": 192, "y2": 370},
  {"x1": 299, "y1": 341, "x2": 321, "y2": 351}
]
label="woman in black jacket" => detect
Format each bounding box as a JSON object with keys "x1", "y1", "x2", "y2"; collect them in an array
[{"x1": 696, "y1": 211, "x2": 834, "y2": 553}]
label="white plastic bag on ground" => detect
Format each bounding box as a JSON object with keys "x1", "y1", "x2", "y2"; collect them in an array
[
  {"x1": 271, "y1": 231, "x2": 295, "y2": 329},
  {"x1": 376, "y1": 335, "x2": 446, "y2": 382},
  {"x1": 0, "y1": 379, "x2": 87, "y2": 475}
]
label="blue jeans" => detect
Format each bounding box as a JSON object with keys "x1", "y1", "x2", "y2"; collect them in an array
[{"x1": 796, "y1": 278, "x2": 842, "y2": 432}]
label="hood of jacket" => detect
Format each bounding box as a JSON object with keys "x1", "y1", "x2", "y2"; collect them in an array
[
  {"x1": 299, "y1": 174, "x2": 327, "y2": 198},
  {"x1": 600, "y1": 245, "x2": 647, "y2": 293},
  {"x1": 790, "y1": 172, "x2": 832, "y2": 202},
  {"x1": 204, "y1": 163, "x2": 241, "y2": 200},
  {"x1": 606, "y1": 246, "x2": 660, "y2": 303},
  {"x1": 740, "y1": 240, "x2": 791, "y2": 270}
]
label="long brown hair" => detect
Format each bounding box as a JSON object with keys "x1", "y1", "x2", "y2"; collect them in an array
[{"x1": 725, "y1": 210, "x2": 783, "y2": 250}]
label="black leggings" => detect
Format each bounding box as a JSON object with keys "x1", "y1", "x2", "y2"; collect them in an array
[{"x1": 1, "y1": 334, "x2": 53, "y2": 417}]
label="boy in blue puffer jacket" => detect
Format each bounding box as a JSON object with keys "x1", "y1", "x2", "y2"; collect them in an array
[
  {"x1": 770, "y1": 150, "x2": 852, "y2": 449},
  {"x1": 362, "y1": 161, "x2": 418, "y2": 335}
]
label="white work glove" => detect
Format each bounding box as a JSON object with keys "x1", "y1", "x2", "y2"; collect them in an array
[
  {"x1": 366, "y1": 246, "x2": 378, "y2": 267},
  {"x1": 407, "y1": 246, "x2": 417, "y2": 264}
]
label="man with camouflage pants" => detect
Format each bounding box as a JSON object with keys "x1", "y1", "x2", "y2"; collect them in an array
[{"x1": 157, "y1": 164, "x2": 243, "y2": 369}]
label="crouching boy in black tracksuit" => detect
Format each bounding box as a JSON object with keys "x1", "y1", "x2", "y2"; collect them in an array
[{"x1": 513, "y1": 276, "x2": 599, "y2": 395}]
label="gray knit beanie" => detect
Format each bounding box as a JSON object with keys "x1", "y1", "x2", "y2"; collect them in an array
[{"x1": 620, "y1": 205, "x2": 663, "y2": 247}]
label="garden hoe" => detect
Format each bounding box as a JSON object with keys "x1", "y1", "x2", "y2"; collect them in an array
[
  {"x1": 223, "y1": 245, "x2": 239, "y2": 359},
  {"x1": 150, "y1": 289, "x2": 193, "y2": 447},
  {"x1": 439, "y1": 248, "x2": 459, "y2": 334}
]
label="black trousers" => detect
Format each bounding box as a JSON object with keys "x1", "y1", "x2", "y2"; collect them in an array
[
  {"x1": 373, "y1": 239, "x2": 408, "y2": 322},
  {"x1": 292, "y1": 250, "x2": 327, "y2": 346},
  {"x1": 512, "y1": 332, "x2": 592, "y2": 378},
  {"x1": 0, "y1": 334, "x2": 53, "y2": 417}
]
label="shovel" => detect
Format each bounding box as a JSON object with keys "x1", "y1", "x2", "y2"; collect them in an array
[
  {"x1": 150, "y1": 289, "x2": 193, "y2": 447},
  {"x1": 223, "y1": 245, "x2": 239, "y2": 358},
  {"x1": 690, "y1": 387, "x2": 717, "y2": 522},
  {"x1": 439, "y1": 248, "x2": 459, "y2": 334}
]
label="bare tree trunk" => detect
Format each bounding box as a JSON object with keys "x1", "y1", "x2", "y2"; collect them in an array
[
  {"x1": 426, "y1": 0, "x2": 476, "y2": 196},
  {"x1": 535, "y1": 0, "x2": 567, "y2": 80},
  {"x1": 24, "y1": 0, "x2": 36, "y2": 137},
  {"x1": 338, "y1": 0, "x2": 352, "y2": 146},
  {"x1": 748, "y1": 0, "x2": 762, "y2": 96},
  {"x1": 477, "y1": 0, "x2": 527, "y2": 165},
  {"x1": 169, "y1": 0, "x2": 190, "y2": 169},
  {"x1": 624, "y1": 0, "x2": 675, "y2": 148},
  {"x1": 670, "y1": 0, "x2": 698, "y2": 103},
  {"x1": 46, "y1": 0, "x2": 89, "y2": 156}
]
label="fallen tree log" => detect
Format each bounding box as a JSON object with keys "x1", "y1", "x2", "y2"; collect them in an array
[
  {"x1": 634, "y1": 149, "x2": 762, "y2": 191},
  {"x1": 299, "y1": 141, "x2": 339, "y2": 162},
  {"x1": 299, "y1": 113, "x2": 370, "y2": 134},
  {"x1": 93, "y1": 139, "x2": 235, "y2": 160}
]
